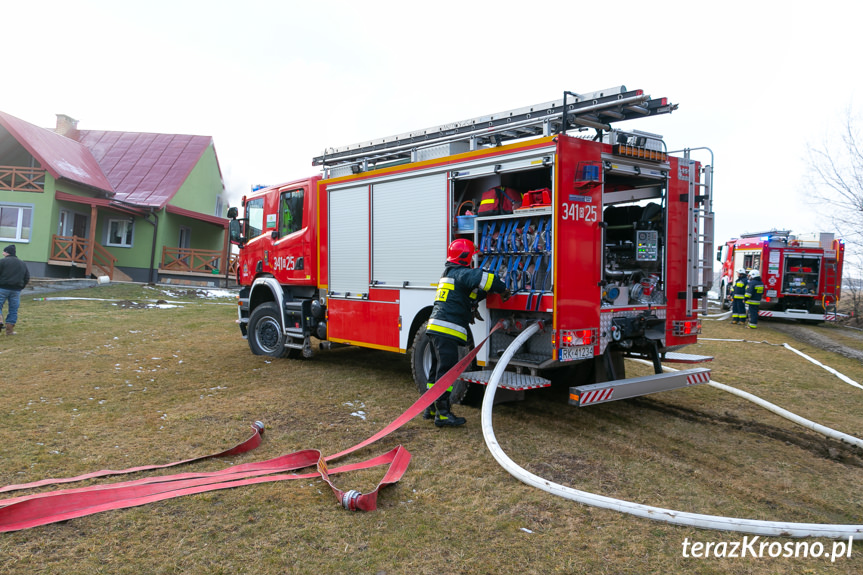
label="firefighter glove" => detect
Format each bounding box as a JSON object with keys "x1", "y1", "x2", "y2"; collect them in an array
[
  {"x1": 501, "y1": 289, "x2": 512, "y2": 302},
  {"x1": 472, "y1": 307, "x2": 484, "y2": 323}
]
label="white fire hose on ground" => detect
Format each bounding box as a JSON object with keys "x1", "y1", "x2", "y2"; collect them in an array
[
  {"x1": 699, "y1": 337, "x2": 863, "y2": 391},
  {"x1": 480, "y1": 322, "x2": 863, "y2": 538}
]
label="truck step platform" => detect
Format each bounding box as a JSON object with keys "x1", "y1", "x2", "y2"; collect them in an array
[
  {"x1": 624, "y1": 351, "x2": 714, "y2": 364},
  {"x1": 569, "y1": 367, "x2": 711, "y2": 407},
  {"x1": 459, "y1": 370, "x2": 551, "y2": 391}
]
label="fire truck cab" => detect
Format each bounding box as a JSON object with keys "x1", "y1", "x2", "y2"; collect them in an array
[{"x1": 229, "y1": 87, "x2": 715, "y2": 407}]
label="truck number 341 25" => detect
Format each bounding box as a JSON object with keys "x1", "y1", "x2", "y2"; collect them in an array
[{"x1": 561, "y1": 202, "x2": 597, "y2": 223}]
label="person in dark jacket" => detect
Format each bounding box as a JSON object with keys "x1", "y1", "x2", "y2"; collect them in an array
[
  {"x1": 745, "y1": 269, "x2": 765, "y2": 329},
  {"x1": 731, "y1": 268, "x2": 748, "y2": 325},
  {"x1": 0, "y1": 245, "x2": 30, "y2": 335},
  {"x1": 424, "y1": 238, "x2": 509, "y2": 427}
]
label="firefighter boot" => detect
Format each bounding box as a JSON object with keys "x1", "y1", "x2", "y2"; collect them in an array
[
  {"x1": 434, "y1": 393, "x2": 466, "y2": 428},
  {"x1": 6, "y1": 323, "x2": 15, "y2": 336},
  {"x1": 422, "y1": 383, "x2": 436, "y2": 420}
]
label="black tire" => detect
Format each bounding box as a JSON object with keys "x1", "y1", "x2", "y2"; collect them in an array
[
  {"x1": 410, "y1": 322, "x2": 434, "y2": 396},
  {"x1": 248, "y1": 302, "x2": 299, "y2": 359},
  {"x1": 721, "y1": 280, "x2": 732, "y2": 311},
  {"x1": 410, "y1": 322, "x2": 474, "y2": 405},
  {"x1": 594, "y1": 348, "x2": 626, "y2": 383}
]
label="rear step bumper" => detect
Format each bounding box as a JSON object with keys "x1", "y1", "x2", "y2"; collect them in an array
[
  {"x1": 569, "y1": 367, "x2": 711, "y2": 407},
  {"x1": 459, "y1": 370, "x2": 551, "y2": 391},
  {"x1": 624, "y1": 351, "x2": 713, "y2": 364},
  {"x1": 758, "y1": 309, "x2": 836, "y2": 321}
]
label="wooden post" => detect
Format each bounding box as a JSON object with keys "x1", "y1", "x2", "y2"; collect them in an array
[
  {"x1": 221, "y1": 223, "x2": 230, "y2": 288},
  {"x1": 85, "y1": 204, "x2": 97, "y2": 277}
]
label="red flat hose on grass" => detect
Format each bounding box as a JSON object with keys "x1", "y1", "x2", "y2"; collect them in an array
[{"x1": 0, "y1": 323, "x2": 501, "y2": 531}]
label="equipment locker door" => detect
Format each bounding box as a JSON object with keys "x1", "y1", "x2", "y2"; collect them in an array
[
  {"x1": 372, "y1": 173, "x2": 448, "y2": 288},
  {"x1": 328, "y1": 184, "x2": 370, "y2": 297}
]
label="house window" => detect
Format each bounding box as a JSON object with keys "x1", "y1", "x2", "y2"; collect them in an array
[
  {"x1": 279, "y1": 188, "x2": 304, "y2": 236},
  {"x1": 106, "y1": 218, "x2": 134, "y2": 247},
  {"x1": 0, "y1": 204, "x2": 33, "y2": 242}
]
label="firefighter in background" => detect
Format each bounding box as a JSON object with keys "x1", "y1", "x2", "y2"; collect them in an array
[
  {"x1": 424, "y1": 238, "x2": 509, "y2": 427},
  {"x1": 745, "y1": 269, "x2": 765, "y2": 329},
  {"x1": 731, "y1": 268, "x2": 748, "y2": 325}
]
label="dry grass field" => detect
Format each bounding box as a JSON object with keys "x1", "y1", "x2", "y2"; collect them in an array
[{"x1": 1, "y1": 283, "x2": 863, "y2": 574}]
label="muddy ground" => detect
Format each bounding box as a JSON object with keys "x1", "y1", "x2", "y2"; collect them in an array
[{"x1": 768, "y1": 321, "x2": 863, "y2": 362}]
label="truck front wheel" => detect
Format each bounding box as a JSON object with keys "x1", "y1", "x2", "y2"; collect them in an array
[
  {"x1": 721, "y1": 280, "x2": 732, "y2": 311},
  {"x1": 248, "y1": 302, "x2": 297, "y2": 358}
]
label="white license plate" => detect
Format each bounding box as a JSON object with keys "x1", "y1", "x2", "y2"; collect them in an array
[{"x1": 560, "y1": 345, "x2": 594, "y2": 362}]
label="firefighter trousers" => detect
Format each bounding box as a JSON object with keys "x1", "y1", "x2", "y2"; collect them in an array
[
  {"x1": 427, "y1": 333, "x2": 460, "y2": 389},
  {"x1": 747, "y1": 303, "x2": 760, "y2": 326},
  {"x1": 732, "y1": 298, "x2": 746, "y2": 322}
]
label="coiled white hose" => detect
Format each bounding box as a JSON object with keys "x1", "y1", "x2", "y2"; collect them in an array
[{"x1": 480, "y1": 324, "x2": 863, "y2": 538}]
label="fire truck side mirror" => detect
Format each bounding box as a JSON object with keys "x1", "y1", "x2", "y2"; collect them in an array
[{"x1": 228, "y1": 218, "x2": 245, "y2": 246}]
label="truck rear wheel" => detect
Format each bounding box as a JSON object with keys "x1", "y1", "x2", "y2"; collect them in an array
[
  {"x1": 410, "y1": 322, "x2": 472, "y2": 404},
  {"x1": 248, "y1": 302, "x2": 299, "y2": 359}
]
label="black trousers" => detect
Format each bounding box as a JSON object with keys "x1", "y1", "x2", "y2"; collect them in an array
[
  {"x1": 427, "y1": 333, "x2": 460, "y2": 389},
  {"x1": 732, "y1": 298, "x2": 746, "y2": 320},
  {"x1": 748, "y1": 303, "x2": 760, "y2": 325}
]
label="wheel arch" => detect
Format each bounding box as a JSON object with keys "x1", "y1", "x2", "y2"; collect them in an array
[
  {"x1": 407, "y1": 305, "x2": 433, "y2": 354},
  {"x1": 249, "y1": 277, "x2": 286, "y2": 327}
]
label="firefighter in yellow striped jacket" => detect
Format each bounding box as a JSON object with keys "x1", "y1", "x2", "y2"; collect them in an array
[
  {"x1": 425, "y1": 238, "x2": 509, "y2": 427},
  {"x1": 745, "y1": 269, "x2": 765, "y2": 329},
  {"x1": 731, "y1": 268, "x2": 748, "y2": 324}
]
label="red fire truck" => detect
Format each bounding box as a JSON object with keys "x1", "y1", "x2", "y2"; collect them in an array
[
  {"x1": 717, "y1": 230, "x2": 845, "y2": 322},
  {"x1": 228, "y1": 86, "x2": 715, "y2": 407}
]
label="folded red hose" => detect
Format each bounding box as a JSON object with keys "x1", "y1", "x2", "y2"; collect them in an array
[{"x1": 0, "y1": 322, "x2": 502, "y2": 531}]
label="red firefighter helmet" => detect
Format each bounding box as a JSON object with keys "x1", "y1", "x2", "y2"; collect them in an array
[{"x1": 446, "y1": 238, "x2": 477, "y2": 266}]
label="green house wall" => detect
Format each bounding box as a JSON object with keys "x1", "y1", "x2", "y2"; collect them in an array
[{"x1": 170, "y1": 144, "x2": 224, "y2": 216}]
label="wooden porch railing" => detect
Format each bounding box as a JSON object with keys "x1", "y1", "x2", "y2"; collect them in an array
[
  {"x1": 91, "y1": 241, "x2": 116, "y2": 280},
  {"x1": 0, "y1": 165, "x2": 45, "y2": 192},
  {"x1": 50, "y1": 235, "x2": 116, "y2": 279},
  {"x1": 160, "y1": 246, "x2": 237, "y2": 276}
]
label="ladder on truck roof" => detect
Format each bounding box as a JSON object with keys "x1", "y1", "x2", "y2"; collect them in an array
[
  {"x1": 740, "y1": 230, "x2": 791, "y2": 239},
  {"x1": 312, "y1": 86, "x2": 677, "y2": 171}
]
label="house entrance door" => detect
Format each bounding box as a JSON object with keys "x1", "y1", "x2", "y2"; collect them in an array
[{"x1": 73, "y1": 213, "x2": 88, "y2": 238}]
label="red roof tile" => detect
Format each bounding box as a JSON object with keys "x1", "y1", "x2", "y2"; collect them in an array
[
  {"x1": 75, "y1": 130, "x2": 215, "y2": 208},
  {"x1": 0, "y1": 111, "x2": 114, "y2": 194},
  {"x1": 1, "y1": 110, "x2": 220, "y2": 210}
]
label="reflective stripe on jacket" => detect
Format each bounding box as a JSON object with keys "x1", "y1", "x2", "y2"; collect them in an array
[
  {"x1": 428, "y1": 262, "x2": 506, "y2": 342},
  {"x1": 745, "y1": 278, "x2": 765, "y2": 305},
  {"x1": 733, "y1": 276, "x2": 747, "y2": 299}
]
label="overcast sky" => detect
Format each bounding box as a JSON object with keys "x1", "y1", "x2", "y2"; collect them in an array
[{"x1": 3, "y1": 0, "x2": 862, "y2": 264}]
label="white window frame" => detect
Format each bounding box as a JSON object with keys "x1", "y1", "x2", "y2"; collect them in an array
[
  {"x1": 106, "y1": 217, "x2": 135, "y2": 248},
  {"x1": 0, "y1": 203, "x2": 33, "y2": 243}
]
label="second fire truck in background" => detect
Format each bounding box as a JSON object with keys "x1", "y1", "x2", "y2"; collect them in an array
[{"x1": 717, "y1": 230, "x2": 845, "y2": 322}]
